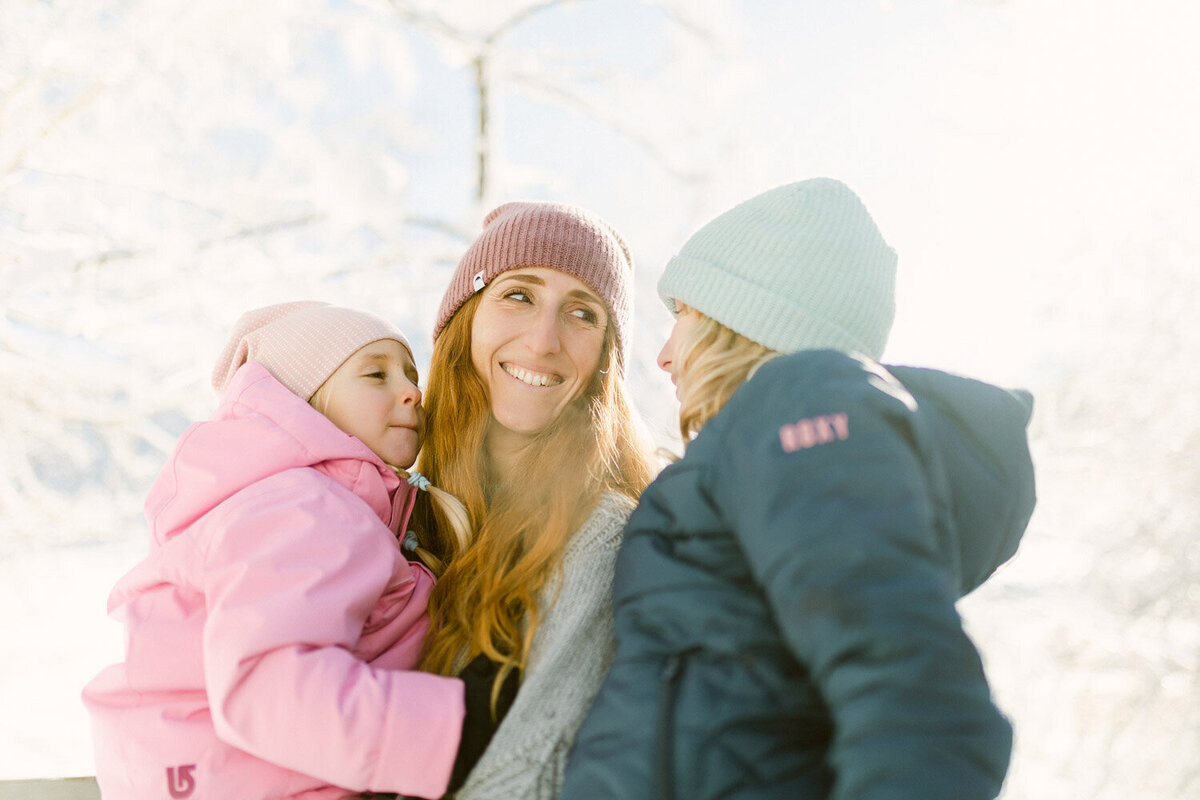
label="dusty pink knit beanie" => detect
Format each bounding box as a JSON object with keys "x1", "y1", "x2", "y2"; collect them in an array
[
  {"x1": 433, "y1": 201, "x2": 634, "y2": 367},
  {"x1": 212, "y1": 301, "x2": 412, "y2": 400}
]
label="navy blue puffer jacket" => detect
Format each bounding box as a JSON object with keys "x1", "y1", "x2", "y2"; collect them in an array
[{"x1": 560, "y1": 350, "x2": 1036, "y2": 800}]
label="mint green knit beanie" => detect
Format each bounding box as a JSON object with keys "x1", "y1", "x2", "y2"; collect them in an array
[{"x1": 658, "y1": 178, "x2": 897, "y2": 359}]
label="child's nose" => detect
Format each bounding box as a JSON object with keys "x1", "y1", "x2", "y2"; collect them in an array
[{"x1": 396, "y1": 379, "x2": 421, "y2": 405}]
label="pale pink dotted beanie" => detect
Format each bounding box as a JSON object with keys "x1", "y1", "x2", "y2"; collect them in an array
[
  {"x1": 433, "y1": 201, "x2": 634, "y2": 369},
  {"x1": 212, "y1": 301, "x2": 412, "y2": 400}
]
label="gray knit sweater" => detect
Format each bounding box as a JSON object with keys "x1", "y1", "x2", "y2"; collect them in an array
[{"x1": 453, "y1": 492, "x2": 634, "y2": 800}]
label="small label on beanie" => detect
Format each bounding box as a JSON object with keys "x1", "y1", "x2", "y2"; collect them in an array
[{"x1": 472, "y1": 270, "x2": 487, "y2": 292}]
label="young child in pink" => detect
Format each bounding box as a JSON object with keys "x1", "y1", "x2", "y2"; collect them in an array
[{"x1": 83, "y1": 301, "x2": 467, "y2": 800}]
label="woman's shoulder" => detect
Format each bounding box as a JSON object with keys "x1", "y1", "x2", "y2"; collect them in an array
[
  {"x1": 596, "y1": 489, "x2": 636, "y2": 517},
  {"x1": 701, "y1": 350, "x2": 908, "y2": 443},
  {"x1": 565, "y1": 491, "x2": 634, "y2": 554},
  {"x1": 592, "y1": 490, "x2": 637, "y2": 529},
  {"x1": 737, "y1": 350, "x2": 885, "y2": 405}
]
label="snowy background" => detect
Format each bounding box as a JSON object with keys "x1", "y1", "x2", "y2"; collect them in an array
[{"x1": 3, "y1": 0, "x2": 1198, "y2": 797}]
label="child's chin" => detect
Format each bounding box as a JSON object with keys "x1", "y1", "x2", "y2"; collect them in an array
[
  {"x1": 376, "y1": 433, "x2": 420, "y2": 469},
  {"x1": 388, "y1": 454, "x2": 418, "y2": 470},
  {"x1": 370, "y1": 446, "x2": 416, "y2": 470}
]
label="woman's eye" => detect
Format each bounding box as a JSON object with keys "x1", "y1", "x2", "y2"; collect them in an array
[
  {"x1": 503, "y1": 289, "x2": 531, "y2": 303},
  {"x1": 570, "y1": 307, "x2": 599, "y2": 324},
  {"x1": 365, "y1": 370, "x2": 386, "y2": 380}
]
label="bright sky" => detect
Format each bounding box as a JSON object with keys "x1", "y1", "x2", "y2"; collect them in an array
[{"x1": 445, "y1": 0, "x2": 1200, "y2": 394}]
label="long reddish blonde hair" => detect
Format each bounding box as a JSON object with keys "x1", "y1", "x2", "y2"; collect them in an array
[{"x1": 414, "y1": 292, "x2": 656, "y2": 694}]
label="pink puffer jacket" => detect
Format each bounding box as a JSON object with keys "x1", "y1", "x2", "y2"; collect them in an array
[{"x1": 82, "y1": 362, "x2": 464, "y2": 800}]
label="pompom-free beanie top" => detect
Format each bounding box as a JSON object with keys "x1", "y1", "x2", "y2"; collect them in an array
[{"x1": 658, "y1": 177, "x2": 897, "y2": 360}]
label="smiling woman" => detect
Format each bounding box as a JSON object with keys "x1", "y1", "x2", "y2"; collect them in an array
[
  {"x1": 470, "y1": 268, "x2": 609, "y2": 454},
  {"x1": 407, "y1": 202, "x2": 658, "y2": 800}
]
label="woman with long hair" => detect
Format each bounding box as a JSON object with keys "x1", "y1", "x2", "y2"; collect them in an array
[
  {"x1": 410, "y1": 201, "x2": 657, "y2": 799},
  {"x1": 561, "y1": 178, "x2": 1037, "y2": 800}
]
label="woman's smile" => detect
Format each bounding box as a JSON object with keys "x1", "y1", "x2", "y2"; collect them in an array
[{"x1": 502, "y1": 361, "x2": 565, "y2": 388}]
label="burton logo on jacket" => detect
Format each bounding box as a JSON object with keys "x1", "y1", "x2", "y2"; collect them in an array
[{"x1": 167, "y1": 764, "x2": 197, "y2": 798}]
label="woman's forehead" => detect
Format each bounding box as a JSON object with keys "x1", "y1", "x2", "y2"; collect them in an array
[{"x1": 495, "y1": 267, "x2": 604, "y2": 304}]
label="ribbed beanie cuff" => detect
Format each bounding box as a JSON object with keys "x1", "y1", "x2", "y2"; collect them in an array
[
  {"x1": 212, "y1": 301, "x2": 412, "y2": 400},
  {"x1": 434, "y1": 201, "x2": 634, "y2": 368},
  {"x1": 658, "y1": 178, "x2": 896, "y2": 359}
]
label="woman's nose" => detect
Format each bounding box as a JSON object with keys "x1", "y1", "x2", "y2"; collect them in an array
[{"x1": 525, "y1": 307, "x2": 562, "y2": 355}]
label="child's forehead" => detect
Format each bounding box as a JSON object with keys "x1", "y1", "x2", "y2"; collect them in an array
[{"x1": 351, "y1": 338, "x2": 414, "y2": 363}]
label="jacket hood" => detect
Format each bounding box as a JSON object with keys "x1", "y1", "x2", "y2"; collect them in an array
[
  {"x1": 889, "y1": 365, "x2": 1037, "y2": 596},
  {"x1": 145, "y1": 362, "x2": 414, "y2": 544}
]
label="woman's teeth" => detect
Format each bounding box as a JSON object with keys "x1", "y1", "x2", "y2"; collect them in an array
[{"x1": 504, "y1": 364, "x2": 559, "y2": 387}]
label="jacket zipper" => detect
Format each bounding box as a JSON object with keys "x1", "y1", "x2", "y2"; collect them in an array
[{"x1": 656, "y1": 648, "x2": 699, "y2": 800}]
